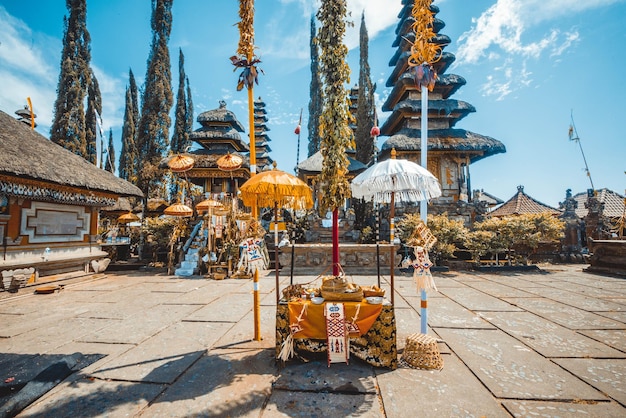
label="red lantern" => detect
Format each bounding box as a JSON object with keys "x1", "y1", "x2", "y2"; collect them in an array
[
  {"x1": 370, "y1": 126, "x2": 380, "y2": 137},
  {"x1": 294, "y1": 125, "x2": 301, "y2": 135}
]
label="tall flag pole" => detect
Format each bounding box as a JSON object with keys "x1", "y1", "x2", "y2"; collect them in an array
[
  {"x1": 408, "y1": 0, "x2": 441, "y2": 335},
  {"x1": 294, "y1": 108, "x2": 303, "y2": 175},
  {"x1": 232, "y1": 0, "x2": 263, "y2": 217},
  {"x1": 568, "y1": 110, "x2": 595, "y2": 191}
]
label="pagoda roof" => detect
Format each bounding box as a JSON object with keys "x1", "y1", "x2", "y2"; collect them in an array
[
  {"x1": 256, "y1": 143, "x2": 272, "y2": 151},
  {"x1": 297, "y1": 150, "x2": 367, "y2": 175},
  {"x1": 381, "y1": 128, "x2": 506, "y2": 163},
  {"x1": 381, "y1": 98, "x2": 475, "y2": 133},
  {"x1": 490, "y1": 186, "x2": 561, "y2": 217},
  {"x1": 390, "y1": 33, "x2": 450, "y2": 68},
  {"x1": 394, "y1": 16, "x2": 445, "y2": 44},
  {"x1": 383, "y1": 73, "x2": 466, "y2": 111},
  {"x1": 573, "y1": 188, "x2": 625, "y2": 218},
  {"x1": 0, "y1": 110, "x2": 142, "y2": 201},
  {"x1": 387, "y1": 51, "x2": 454, "y2": 87},
  {"x1": 398, "y1": 1, "x2": 440, "y2": 19},
  {"x1": 196, "y1": 103, "x2": 245, "y2": 132},
  {"x1": 190, "y1": 128, "x2": 250, "y2": 151}
]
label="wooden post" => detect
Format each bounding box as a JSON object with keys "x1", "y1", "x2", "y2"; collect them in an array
[
  {"x1": 390, "y1": 192, "x2": 395, "y2": 305},
  {"x1": 274, "y1": 202, "x2": 280, "y2": 304},
  {"x1": 332, "y1": 207, "x2": 339, "y2": 276},
  {"x1": 253, "y1": 268, "x2": 261, "y2": 340}
]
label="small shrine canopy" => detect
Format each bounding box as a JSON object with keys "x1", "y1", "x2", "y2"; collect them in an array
[
  {"x1": 297, "y1": 150, "x2": 367, "y2": 176},
  {"x1": 473, "y1": 189, "x2": 504, "y2": 208},
  {"x1": 489, "y1": 185, "x2": 561, "y2": 217},
  {"x1": 573, "y1": 188, "x2": 625, "y2": 219}
]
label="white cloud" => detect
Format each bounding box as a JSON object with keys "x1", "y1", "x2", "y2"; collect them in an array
[
  {"x1": 452, "y1": 0, "x2": 619, "y2": 99},
  {"x1": 92, "y1": 65, "x2": 124, "y2": 131},
  {"x1": 269, "y1": 0, "x2": 401, "y2": 60},
  {"x1": 0, "y1": 5, "x2": 127, "y2": 135}
]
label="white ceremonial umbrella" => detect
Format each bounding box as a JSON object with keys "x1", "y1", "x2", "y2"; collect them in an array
[{"x1": 351, "y1": 149, "x2": 442, "y2": 309}]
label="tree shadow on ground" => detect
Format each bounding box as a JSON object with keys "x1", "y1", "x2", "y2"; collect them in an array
[{"x1": 14, "y1": 349, "x2": 275, "y2": 417}]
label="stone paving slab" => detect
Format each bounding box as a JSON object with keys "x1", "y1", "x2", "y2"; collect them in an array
[
  {"x1": 46, "y1": 341, "x2": 135, "y2": 374},
  {"x1": 20, "y1": 377, "x2": 165, "y2": 417},
  {"x1": 548, "y1": 281, "x2": 626, "y2": 299},
  {"x1": 435, "y1": 328, "x2": 606, "y2": 401},
  {"x1": 464, "y1": 280, "x2": 547, "y2": 298},
  {"x1": 503, "y1": 297, "x2": 626, "y2": 330},
  {"x1": 597, "y1": 310, "x2": 626, "y2": 323},
  {"x1": 553, "y1": 358, "x2": 626, "y2": 407},
  {"x1": 91, "y1": 321, "x2": 232, "y2": 383},
  {"x1": 213, "y1": 305, "x2": 277, "y2": 349},
  {"x1": 269, "y1": 361, "x2": 382, "y2": 417},
  {"x1": 578, "y1": 329, "x2": 626, "y2": 352},
  {"x1": 185, "y1": 292, "x2": 254, "y2": 323},
  {"x1": 78, "y1": 304, "x2": 199, "y2": 345},
  {"x1": 502, "y1": 399, "x2": 626, "y2": 417},
  {"x1": 476, "y1": 275, "x2": 552, "y2": 288},
  {"x1": 432, "y1": 274, "x2": 470, "y2": 287},
  {"x1": 438, "y1": 286, "x2": 522, "y2": 311},
  {"x1": 480, "y1": 311, "x2": 626, "y2": 358},
  {"x1": 273, "y1": 360, "x2": 377, "y2": 393},
  {"x1": 0, "y1": 296, "x2": 61, "y2": 315},
  {"x1": 0, "y1": 313, "x2": 45, "y2": 338},
  {"x1": 74, "y1": 301, "x2": 139, "y2": 320},
  {"x1": 523, "y1": 286, "x2": 626, "y2": 312},
  {"x1": 1, "y1": 317, "x2": 110, "y2": 354},
  {"x1": 264, "y1": 390, "x2": 382, "y2": 417},
  {"x1": 163, "y1": 287, "x2": 221, "y2": 305},
  {"x1": 409, "y1": 297, "x2": 495, "y2": 329},
  {"x1": 377, "y1": 354, "x2": 510, "y2": 418},
  {"x1": 141, "y1": 348, "x2": 275, "y2": 417}
]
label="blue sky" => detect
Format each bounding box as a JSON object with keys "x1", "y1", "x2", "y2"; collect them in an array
[{"x1": 0, "y1": 0, "x2": 624, "y2": 208}]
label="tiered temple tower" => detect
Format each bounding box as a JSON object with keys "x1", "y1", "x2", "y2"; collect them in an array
[
  {"x1": 187, "y1": 101, "x2": 250, "y2": 195},
  {"x1": 253, "y1": 97, "x2": 274, "y2": 171},
  {"x1": 380, "y1": 1, "x2": 505, "y2": 218}
]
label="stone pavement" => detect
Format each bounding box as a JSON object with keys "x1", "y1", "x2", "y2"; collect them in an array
[{"x1": 0, "y1": 264, "x2": 625, "y2": 417}]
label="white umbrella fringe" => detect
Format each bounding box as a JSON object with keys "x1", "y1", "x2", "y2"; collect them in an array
[{"x1": 351, "y1": 175, "x2": 441, "y2": 203}]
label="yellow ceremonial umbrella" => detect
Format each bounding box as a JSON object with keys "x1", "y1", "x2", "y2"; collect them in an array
[
  {"x1": 117, "y1": 211, "x2": 140, "y2": 223},
  {"x1": 216, "y1": 153, "x2": 243, "y2": 172},
  {"x1": 239, "y1": 164, "x2": 313, "y2": 303},
  {"x1": 167, "y1": 154, "x2": 195, "y2": 173},
  {"x1": 163, "y1": 202, "x2": 193, "y2": 217}
]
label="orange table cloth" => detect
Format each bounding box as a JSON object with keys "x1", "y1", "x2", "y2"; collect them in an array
[
  {"x1": 276, "y1": 301, "x2": 397, "y2": 369},
  {"x1": 287, "y1": 300, "x2": 383, "y2": 339}
]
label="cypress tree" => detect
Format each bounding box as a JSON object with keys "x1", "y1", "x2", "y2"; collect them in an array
[
  {"x1": 317, "y1": 0, "x2": 352, "y2": 213},
  {"x1": 105, "y1": 128, "x2": 116, "y2": 173},
  {"x1": 307, "y1": 16, "x2": 323, "y2": 158},
  {"x1": 119, "y1": 86, "x2": 136, "y2": 181},
  {"x1": 355, "y1": 12, "x2": 376, "y2": 165},
  {"x1": 129, "y1": 69, "x2": 140, "y2": 136},
  {"x1": 85, "y1": 70, "x2": 102, "y2": 165},
  {"x1": 50, "y1": 0, "x2": 92, "y2": 158},
  {"x1": 185, "y1": 77, "x2": 194, "y2": 143},
  {"x1": 136, "y1": 0, "x2": 173, "y2": 199},
  {"x1": 170, "y1": 48, "x2": 190, "y2": 154}
]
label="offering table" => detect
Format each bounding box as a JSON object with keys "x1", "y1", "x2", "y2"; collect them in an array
[{"x1": 275, "y1": 299, "x2": 397, "y2": 369}]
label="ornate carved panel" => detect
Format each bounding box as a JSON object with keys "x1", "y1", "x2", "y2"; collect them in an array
[{"x1": 21, "y1": 202, "x2": 90, "y2": 243}]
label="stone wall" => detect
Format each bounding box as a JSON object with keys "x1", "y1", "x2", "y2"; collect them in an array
[{"x1": 278, "y1": 243, "x2": 397, "y2": 275}]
